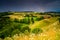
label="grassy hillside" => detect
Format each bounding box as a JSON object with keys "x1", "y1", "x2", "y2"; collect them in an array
[{"x1": 0, "y1": 11, "x2": 60, "y2": 40}]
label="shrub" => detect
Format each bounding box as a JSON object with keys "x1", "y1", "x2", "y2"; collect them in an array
[
  {"x1": 14, "y1": 18, "x2": 20, "y2": 23},
  {"x1": 11, "y1": 29, "x2": 20, "y2": 36},
  {"x1": 21, "y1": 26, "x2": 31, "y2": 34},
  {"x1": 32, "y1": 28, "x2": 43, "y2": 34},
  {"x1": 58, "y1": 18, "x2": 60, "y2": 23},
  {"x1": 36, "y1": 16, "x2": 44, "y2": 21},
  {"x1": 19, "y1": 17, "x2": 30, "y2": 24},
  {"x1": 31, "y1": 17, "x2": 34, "y2": 24}
]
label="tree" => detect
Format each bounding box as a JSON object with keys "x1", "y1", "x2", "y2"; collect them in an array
[
  {"x1": 36, "y1": 16, "x2": 44, "y2": 21},
  {"x1": 58, "y1": 18, "x2": 60, "y2": 23},
  {"x1": 11, "y1": 29, "x2": 20, "y2": 36},
  {"x1": 0, "y1": 12, "x2": 13, "y2": 17},
  {"x1": 14, "y1": 18, "x2": 19, "y2": 23},
  {"x1": 0, "y1": 17, "x2": 14, "y2": 38},
  {"x1": 32, "y1": 28, "x2": 43, "y2": 34},
  {"x1": 30, "y1": 14, "x2": 34, "y2": 24},
  {"x1": 0, "y1": 17, "x2": 12, "y2": 29},
  {"x1": 26, "y1": 14, "x2": 30, "y2": 24},
  {"x1": 31, "y1": 17, "x2": 34, "y2": 24},
  {"x1": 21, "y1": 26, "x2": 31, "y2": 34}
]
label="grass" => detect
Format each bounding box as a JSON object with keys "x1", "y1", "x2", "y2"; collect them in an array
[
  {"x1": 29, "y1": 17, "x2": 57, "y2": 30},
  {"x1": 0, "y1": 13, "x2": 60, "y2": 40},
  {"x1": 3, "y1": 17, "x2": 59, "y2": 40}
]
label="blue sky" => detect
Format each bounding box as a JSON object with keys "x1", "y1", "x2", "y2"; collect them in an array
[{"x1": 0, "y1": 0, "x2": 60, "y2": 12}]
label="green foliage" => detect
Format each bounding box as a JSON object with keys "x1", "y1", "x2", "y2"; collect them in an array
[
  {"x1": 58, "y1": 18, "x2": 60, "y2": 23},
  {"x1": 19, "y1": 17, "x2": 30, "y2": 24},
  {"x1": 4, "y1": 37, "x2": 13, "y2": 40},
  {"x1": 14, "y1": 18, "x2": 19, "y2": 23},
  {"x1": 32, "y1": 28, "x2": 43, "y2": 34},
  {"x1": 0, "y1": 12, "x2": 13, "y2": 17},
  {"x1": 31, "y1": 17, "x2": 34, "y2": 24},
  {"x1": 21, "y1": 26, "x2": 31, "y2": 34},
  {"x1": 11, "y1": 29, "x2": 20, "y2": 36},
  {"x1": 0, "y1": 12, "x2": 60, "y2": 39},
  {"x1": 0, "y1": 17, "x2": 21, "y2": 38},
  {"x1": 36, "y1": 16, "x2": 44, "y2": 21},
  {"x1": 0, "y1": 17, "x2": 12, "y2": 29}
]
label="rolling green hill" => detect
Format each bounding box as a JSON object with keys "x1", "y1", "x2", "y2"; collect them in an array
[{"x1": 0, "y1": 11, "x2": 60, "y2": 40}]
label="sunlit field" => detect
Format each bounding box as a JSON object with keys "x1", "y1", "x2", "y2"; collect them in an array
[{"x1": 0, "y1": 12, "x2": 60, "y2": 40}]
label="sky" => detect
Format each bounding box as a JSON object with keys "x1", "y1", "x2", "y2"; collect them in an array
[{"x1": 0, "y1": 0, "x2": 60, "y2": 12}]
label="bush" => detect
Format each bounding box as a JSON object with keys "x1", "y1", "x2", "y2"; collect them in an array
[
  {"x1": 36, "y1": 16, "x2": 44, "y2": 21},
  {"x1": 14, "y1": 18, "x2": 20, "y2": 23},
  {"x1": 11, "y1": 29, "x2": 20, "y2": 36},
  {"x1": 21, "y1": 26, "x2": 31, "y2": 34},
  {"x1": 4, "y1": 37, "x2": 12, "y2": 40},
  {"x1": 58, "y1": 18, "x2": 60, "y2": 23},
  {"x1": 32, "y1": 28, "x2": 43, "y2": 34},
  {"x1": 19, "y1": 17, "x2": 30, "y2": 24},
  {"x1": 31, "y1": 17, "x2": 34, "y2": 24}
]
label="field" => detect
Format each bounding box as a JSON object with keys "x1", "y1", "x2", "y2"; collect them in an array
[{"x1": 0, "y1": 11, "x2": 60, "y2": 40}]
